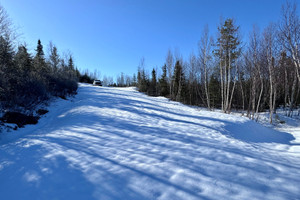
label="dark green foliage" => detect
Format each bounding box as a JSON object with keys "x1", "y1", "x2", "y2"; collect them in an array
[
  {"x1": 208, "y1": 73, "x2": 221, "y2": 108},
  {"x1": 137, "y1": 68, "x2": 149, "y2": 93},
  {"x1": 172, "y1": 61, "x2": 187, "y2": 102},
  {"x1": 159, "y1": 64, "x2": 169, "y2": 97},
  {"x1": 214, "y1": 18, "x2": 241, "y2": 63},
  {"x1": 148, "y1": 68, "x2": 157, "y2": 96},
  {"x1": 79, "y1": 73, "x2": 93, "y2": 83},
  {"x1": 36, "y1": 39, "x2": 44, "y2": 58},
  {"x1": 0, "y1": 36, "x2": 15, "y2": 104},
  {"x1": 134, "y1": 5, "x2": 300, "y2": 116},
  {"x1": 0, "y1": 37, "x2": 78, "y2": 114},
  {"x1": 132, "y1": 73, "x2": 137, "y2": 86}
]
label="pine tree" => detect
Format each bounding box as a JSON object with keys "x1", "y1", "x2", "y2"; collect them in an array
[
  {"x1": 159, "y1": 64, "x2": 169, "y2": 97},
  {"x1": 132, "y1": 73, "x2": 137, "y2": 86},
  {"x1": 34, "y1": 39, "x2": 49, "y2": 76},
  {"x1": 15, "y1": 45, "x2": 33, "y2": 75},
  {"x1": 49, "y1": 44, "x2": 60, "y2": 70},
  {"x1": 208, "y1": 72, "x2": 221, "y2": 109},
  {"x1": 36, "y1": 39, "x2": 44, "y2": 59},
  {"x1": 137, "y1": 70, "x2": 141, "y2": 88},
  {"x1": 0, "y1": 36, "x2": 14, "y2": 105},
  {"x1": 68, "y1": 56, "x2": 74, "y2": 71},
  {"x1": 149, "y1": 68, "x2": 157, "y2": 96},
  {"x1": 172, "y1": 60, "x2": 186, "y2": 102},
  {"x1": 14, "y1": 45, "x2": 40, "y2": 108},
  {"x1": 214, "y1": 18, "x2": 241, "y2": 113}
]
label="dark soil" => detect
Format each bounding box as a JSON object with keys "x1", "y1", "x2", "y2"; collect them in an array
[
  {"x1": 37, "y1": 109, "x2": 49, "y2": 115},
  {"x1": 1, "y1": 112, "x2": 40, "y2": 128}
]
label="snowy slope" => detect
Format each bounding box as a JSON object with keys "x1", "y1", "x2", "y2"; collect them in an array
[{"x1": 0, "y1": 83, "x2": 299, "y2": 200}]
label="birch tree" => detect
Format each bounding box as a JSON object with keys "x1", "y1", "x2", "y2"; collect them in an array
[
  {"x1": 263, "y1": 24, "x2": 278, "y2": 124},
  {"x1": 214, "y1": 18, "x2": 241, "y2": 113},
  {"x1": 246, "y1": 26, "x2": 264, "y2": 121},
  {"x1": 199, "y1": 25, "x2": 212, "y2": 109},
  {"x1": 166, "y1": 49, "x2": 174, "y2": 98},
  {"x1": 279, "y1": 2, "x2": 300, "y2": 82}
]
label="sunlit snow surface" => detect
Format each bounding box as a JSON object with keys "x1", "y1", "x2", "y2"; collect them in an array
[{"x1": 0, "y1": 83, "x2": 299, "y2": 200}]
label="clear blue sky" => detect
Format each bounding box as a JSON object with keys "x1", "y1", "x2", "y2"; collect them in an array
[{"x1": 0, "y1": 0, "x2": 296, "y2": 79}]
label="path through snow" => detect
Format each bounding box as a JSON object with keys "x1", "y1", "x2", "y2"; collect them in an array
[{"x1": 0, "y1": 84, "x2": 299, "y2": 200}]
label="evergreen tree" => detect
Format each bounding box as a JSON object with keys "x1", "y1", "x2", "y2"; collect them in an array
[
  {"x1": 36, "y1": 39, "x2": 44, "y2": 58},
  {"x1": 159, "y1": 64, "x2": 169, "y2": 97},
  {"x1": 13, "y1": 45, "x2": 40, "y2": 108},
  {"x1": 68, "y1": 56, "x2": 74, "y2": 71},
  {"x1": 0, "y1": 4, "x2": 79, "y2": 114},
  {"x1": 49, "y1": 44, "x2": 60, "y2": 70},
  {"x1": 214, "y1": 18, "x2": 241, "y2": 113},
  {"x1": 149, "y1": 68, "x2": 157, "y2": 96},
  {"x1": 34, "y1": 39, "x2": 49, "y2": 77},
  {"x1": 15, "y1": 45, "x2": 33, "y2": 75},
  {"x1": 172, "y1": 60, "x2": 186, "y2": 102},
  {"x1": 0, "y1": 36, "x2": 14, "y2": 105},
  {"x1": 208, "y1": 72, "x2": 221, "y2": 109},
  {"x1": 139, "y1": 68, "x2": 149, "y2": 93},
  {"x1": 137, "y1": 70, "x2": 142, "y2": 88},
  {"x1": 132, "y1": 73, "x2": 137, "y2": 86}
]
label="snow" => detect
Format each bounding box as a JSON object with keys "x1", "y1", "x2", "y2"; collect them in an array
[{"x1": 0, "y1": 83, "x2": 299, "y2": 200}]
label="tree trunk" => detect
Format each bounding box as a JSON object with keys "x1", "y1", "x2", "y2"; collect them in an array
[
  {"x1": 220, "y1": 59, "x2": 224, "y2": 111},
  {"x1": 255, "y1": 65, "x2": 263, "y2": 122},
  {"x1": 289, "y1": 72, "x2": 297, "y2": 117}
]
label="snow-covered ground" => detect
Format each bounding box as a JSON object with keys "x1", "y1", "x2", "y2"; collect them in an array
[{"x1": 0, "y1": 83, "x2": 299, "y2": 200}]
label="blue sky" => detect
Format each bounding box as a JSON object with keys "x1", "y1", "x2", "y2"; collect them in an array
[{"x1": 0, "y1": 0, "x2": 296, "y2": 79}]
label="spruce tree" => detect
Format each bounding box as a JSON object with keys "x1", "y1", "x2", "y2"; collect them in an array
[
  {"x1": 214, "y1": 18, "x2": 241, "y2": 113},
  {"x1": 172, "y1": 60, "x2": 186, "y2": 102},
  {"x1": 68, "y1": 56, "x2": 74, "y2": 70},
  {"x1": 14, "y1": 45, "x2": 38, "y2": 107},
  {"x1": 15, "y1": 45, "x2": 33, "y2": 75},
  {"x1": 149, "y1": 68, "x2": 157, "y2": 96},
  {"x1": 35, "y1": 39, "x2": 45, "y2": 60},
  {"x1": 34, "y1": 39, "x2": 48, "y2": 75},
  {"x1": 0, "y1": 36, "x2": 14, "y2": 105},
  {"x1": 49, "y1": 44, "x2": 60, "y2": 70},
  {"x1": 159, "y1": 64, "x2": 169, "y2": 97},
  {"x1": 141, "y1": 69, "x2": 149, "y2": 93}
]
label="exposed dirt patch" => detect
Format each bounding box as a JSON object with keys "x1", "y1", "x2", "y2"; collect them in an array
[{"x1": 0, "y1": 112, "x2": 40, "y2": 128}]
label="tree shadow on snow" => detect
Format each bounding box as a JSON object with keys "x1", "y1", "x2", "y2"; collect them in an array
[
  {"x1": 1, "y1": 85, "x2": 298, "y2": 200},
  {"x1": 78, "y1": 86, "x2": 296, "y2": 145}
]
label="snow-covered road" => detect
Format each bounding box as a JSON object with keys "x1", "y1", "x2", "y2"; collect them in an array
[{"x1": 0, "y1": 84, "x2": 299, "y2": 200}]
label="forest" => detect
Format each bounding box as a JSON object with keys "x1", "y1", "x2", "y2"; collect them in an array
[
  {"x1": 0, "y1": 4, "x2": 80, "y2": 119},
  {"x1": 136, "y1": 2, "x2": 300, "y2": 124},
  {"x1": 1, "y1": 2, "x2": 300, "y2": 125}
]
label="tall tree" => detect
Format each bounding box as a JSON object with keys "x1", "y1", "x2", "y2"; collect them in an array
[
  {"x1": 214, "y1": 18, "x2": 241, "y2": 113},
  {"x1": 49, "y1": 42, "x2": 60, "y2": 70},
  {"x1": 172, "y1": 60, "x2": 186, "y2": 102},
  {"x1": 166, "y1": 49, "x2": 174, "y2": 97},
  {"x1": 149, "y1": 68, "x2": 157, "y2": 96},
  {"x1": 263, "y1": 24, "x2": 278, "y2": 124},
  {"x1": 34, "y1": 39, "x2": 48, "y2": 77},
  {"x1": 279, "y1": 1, "x2": 300, "y2": 82},
  {"x1": 0, "y1": 4, "x2": 16, "y2": 42},
  {"x1": 199, "y1": 25, "x2": 212, "y2": 109},
  {"x1": 159, "y1": 64, "x2": 169, "y2": 97},
  {"x1": 188, "y1": 52, "x2": 198, "y2": 105},
  {"x1": 246, "y1": 26, "x2": 264, "y2": 120},
  {"x1": 0, "y1": 35, "x2": 14, "y2": 105}
]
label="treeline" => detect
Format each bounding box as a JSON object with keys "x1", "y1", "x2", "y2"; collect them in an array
[
  {"x1": 137, "y1": 1, "x2": 300, "y2": 123},
  {"x1": 0, "y1": 5, "x2": 79, "y2": 113}
]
